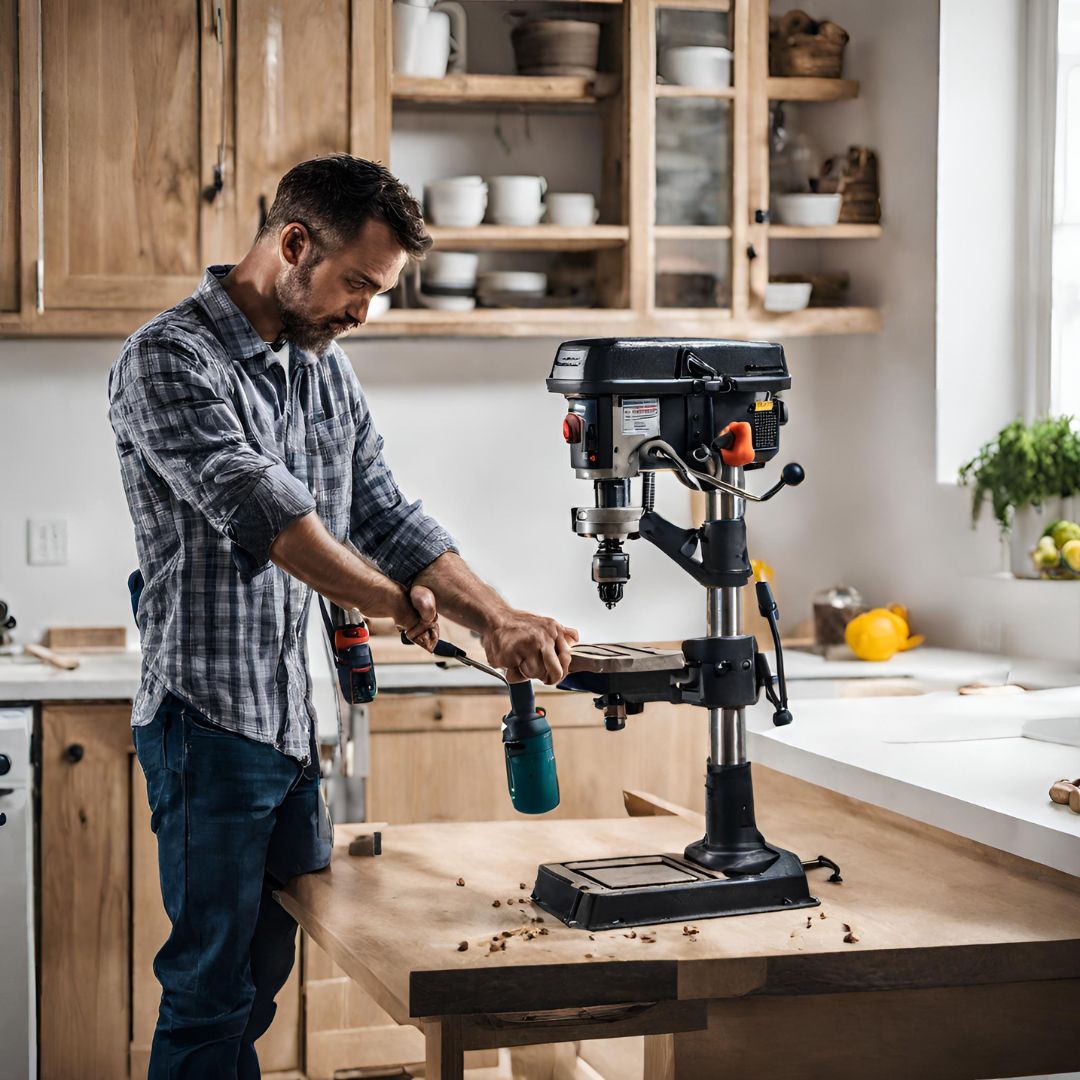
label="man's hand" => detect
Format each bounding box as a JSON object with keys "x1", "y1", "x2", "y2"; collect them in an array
[
  {"x1": 480, "y1": 610, "x2": 579, "y2": 684},
  {"x1": 396, "y1": 584, "x2": 440, "y2": 652}
]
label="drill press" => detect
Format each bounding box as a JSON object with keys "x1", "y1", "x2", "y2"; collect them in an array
[{"x1": 531, "y1": 337, "x2": 827, "y2": 930}]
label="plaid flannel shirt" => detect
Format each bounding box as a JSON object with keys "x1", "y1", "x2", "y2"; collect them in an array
[{"x1": 108, "y1": 267, "x2": 457, "y2": 763}]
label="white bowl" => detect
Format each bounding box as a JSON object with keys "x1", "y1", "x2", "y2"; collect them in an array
[
  {"x1": 773, "y1": 193, "x2": 842, "y2": 227},
  {"x1": 764, "y1": 282, "x2": 812, "y2": 313},
  {"x1": 424, "y1": 251, "x2": 479, "y2": 285},
  {"x1": 425, "y1": 184, "x2": 488, "y2": 227},
  {"x1": 478, "y1": 270, "x2": 547, "y2": 295},
  {"x1": 417, "y1": 292, "x2": 476, "y2": 312},
  {"x1": 658, "y1": 46, "x2": 732, "y2": 89},
  {"x1": 366, "y1": 293, "x2": 391, "y2": 320}
]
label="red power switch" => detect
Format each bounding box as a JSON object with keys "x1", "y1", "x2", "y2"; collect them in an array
[{"x1": 563, "y1": 413, "x2": 584, "y2": 444}]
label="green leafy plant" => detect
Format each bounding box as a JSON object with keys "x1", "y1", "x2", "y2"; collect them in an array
[{"x1": 958, "y1": 416, "x2": 1080, "y2": 533}]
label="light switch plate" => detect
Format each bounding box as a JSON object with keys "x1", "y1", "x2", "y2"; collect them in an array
[{"x1": 27, "y1": 519, "x2": 68, "y2": 566}]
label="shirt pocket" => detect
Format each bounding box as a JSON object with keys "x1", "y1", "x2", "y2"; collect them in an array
[{"x1": 306, "y1": 411, "x2": 354, "y2": 540}]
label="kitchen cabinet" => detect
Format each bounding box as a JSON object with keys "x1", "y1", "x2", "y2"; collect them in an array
[
  {"x1": 38, "y1": 703, "x2": 301, "y2": 1080},
  {"x1": 2, "y1": 0, "x2": 881, "y2": 340}
]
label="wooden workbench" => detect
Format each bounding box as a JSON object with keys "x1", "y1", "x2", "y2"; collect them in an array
[{"x1": 278, "y1": 768, "x2": 1080, "y2": 1079}]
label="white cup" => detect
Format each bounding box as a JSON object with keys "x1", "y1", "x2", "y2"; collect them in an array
[
  {"x1": 486, "y1": 175, "x2": 548, "y2": 226},
  {"x1": 544, "y1": 192, "x2": 599, "y2": 227},
  {"x1": 425, "y1": 179, "x2": 488, "y2": 226},
  {"x1": 658, "y1": 45, "x2": 733, "y2": 88},
  {"x1": 393, "y1": 0, "x2": 466, "y2": 78},
  {"x1": 424, "y1": 251, "x2": 479, "y2": 285}
]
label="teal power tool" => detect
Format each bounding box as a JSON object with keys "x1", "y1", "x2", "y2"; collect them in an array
[{"x1": 402, "y1": 634, "x2": 560, "y2": 814}]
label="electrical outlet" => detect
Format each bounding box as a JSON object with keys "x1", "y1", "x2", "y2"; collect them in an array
[{"x1": 27, "y1": 518, "x2": 68, "y2": 566}]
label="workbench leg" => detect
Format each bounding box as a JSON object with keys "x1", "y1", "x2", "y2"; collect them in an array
[
  {"x1": 643, "y1": 1034, "x2": 675, "y2": 1080},
  {"x1": 423, "y1": 1016, "x2": 465, "y2": 1080}
]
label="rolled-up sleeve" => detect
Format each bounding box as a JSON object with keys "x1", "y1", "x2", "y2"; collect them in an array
[
  {"x1": 110, "y1": 338, "x2": 316, "y2": 566},
  {"x1": 348, "y1": 385, "x2": 458, "y2": 583}
]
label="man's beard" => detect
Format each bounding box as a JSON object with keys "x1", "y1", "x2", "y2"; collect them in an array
[{"x1": 274, "y1": 259, "x2": 347, "y2": 354}]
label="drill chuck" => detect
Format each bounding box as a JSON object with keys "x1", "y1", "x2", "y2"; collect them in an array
[
  {"x1": 502, "y1": 681, "x2": 560, "y2": 814},
  {"x1": 592, "y1": 540, "x2": 630, "y2": 609}
]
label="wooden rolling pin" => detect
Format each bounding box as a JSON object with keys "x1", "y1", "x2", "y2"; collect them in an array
[{"x1": 24, "y1": 643, "x2": 81, "y2": 670}]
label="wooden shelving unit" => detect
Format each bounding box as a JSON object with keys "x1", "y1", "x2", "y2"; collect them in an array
[
  {"x1": 655, "y1": 225, "x2": 733, "y2": 240},
  {"x1": 427, "y1": 225, "x2": 629, "y2": 252},
  {"x1": 767, "y1": 224, "x2": 882, "y2": 240},
  {"x1": 767, "y1": 76, "x2": 859, "y2": 101},
  {"x1": 392, "y1": 73, "x2": 618, "y2": 106},
  {"x1": 654, "y1": 83, "x2": 735, "y2": 99}
]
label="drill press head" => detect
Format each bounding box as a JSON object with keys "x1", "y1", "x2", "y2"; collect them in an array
[{"x1": 548, "y1": 338, "x2": 791, "y2": 606}]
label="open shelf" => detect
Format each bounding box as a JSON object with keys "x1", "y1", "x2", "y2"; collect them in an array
[
  {"x1": 393, "y1": 73, "x2": 619, "y2": 107},
  {"x1": 767, "y1": 224, "x2": 882, "y2": 240},
  {"x1": 655, "y1": 83, "x2": 735, "y2": 99},
  {"x1": 427, "y1": 225, "x2": 629, "y2": 251},
  {"x1": 655, "y1": 225, "x2": 733, "y2": 240},
  {"x1": 360, "y1": 306, "x2": 882, "y2": 338},
  {"x1": 767, "y1": 76, "x2": 859, "y2": 101}
]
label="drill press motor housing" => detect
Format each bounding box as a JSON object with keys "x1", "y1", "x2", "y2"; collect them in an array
[{"x1": 532, "y1": 337, "x2": 823, "y2": 931}]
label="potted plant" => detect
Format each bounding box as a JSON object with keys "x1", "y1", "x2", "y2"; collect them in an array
[{"x1": 958, "y1": 416, "x2": 1080, "y2": 577}]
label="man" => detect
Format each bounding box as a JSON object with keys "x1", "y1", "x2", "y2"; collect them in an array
[{"x1": 108, "y1": 154, "x2": 578, "y2": 1079}]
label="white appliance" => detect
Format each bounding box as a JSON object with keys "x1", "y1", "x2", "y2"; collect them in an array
[{"x1": 0, "y1": 705, "x2": 36, "y2": 1079}]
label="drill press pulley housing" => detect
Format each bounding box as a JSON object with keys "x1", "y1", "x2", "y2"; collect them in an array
[{"x1": 531, "y1": 337, "x2": 824, "y2": 931}]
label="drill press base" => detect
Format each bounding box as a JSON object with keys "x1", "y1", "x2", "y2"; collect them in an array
[{"x1": 531, "y1": 847, "x2": 818, "y2": 931}]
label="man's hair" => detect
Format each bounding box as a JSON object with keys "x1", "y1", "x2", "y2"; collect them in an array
[{"x1": 258, "y1": 155, "x2": 431, "y2": 259}]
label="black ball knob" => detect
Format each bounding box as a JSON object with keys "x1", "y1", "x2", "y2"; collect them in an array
[
  {"x1": 773, "y1": 709, "x2": 794, "y2": 727},
  {"x1": 0, "y1": 812, "x2": 6, "y2": 827},
  {"x1": 0, "y1": 753, "x2": 10, "y2": 776},
  {"x1": 782, "y1": 463, "x2": 806, "y2": 487},
  {"x1": 64, "y1": 744, "x2": 85, "y2": 764}
]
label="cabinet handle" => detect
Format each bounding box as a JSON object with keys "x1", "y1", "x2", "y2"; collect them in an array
[
  {"x1": 0, "y1": 753, "x2": 10, "y2": 775},
  {"x1": 64, "y1": 744, "x2": 85, "y2": 764}
]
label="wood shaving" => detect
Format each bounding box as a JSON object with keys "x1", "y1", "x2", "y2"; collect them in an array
[
  {"x1": 456, "y1": 878, "x2": 465, "y2": 887},
  {"x1": 584, "y1": 953, "x2": 593, "y2": 959},
  {"x1": 492, "y1": 900, "x2": 501, "y2": 908},
  {"x1": 640, "y1": 934, "x2": 656, "y2": 943},
  {"x1": 588, "y1": 933, "x2": 596, "y2": 940},
  {"x1": 806, "y1": 916, "x2": 813, "y2": 929},
  {"x1": 507, "y1": 898, "x2": 515, "y2": 905},
  {"x1": 624, "y1": 930, "x2": 637, "y2": 939},
  {"x1": 518, "y1": 896, "x2": 529, "y2": 903},
  {"x1": 539, "y1": 927, "x2": 549, "y2": 935},
  {"x1": 519, "y1": 882, "x2": 528, "y2": 890},
  {"x1": 819, "y1": 912, "x2": 827, "y2": 919},
  {"x1": 843, "y1": 931, "x2": 859, "y2": 944},
  {"x1": 682, "y1": 925, "x2": 700, "y2": 937},
  {"x1": 457, "y1": 941, "x2": 469, "y2": 952},
  {"x1": 531, "y1": 916, "x2": 545, "y2": 924},
  {"x1": 842, "y1": 923, "x2": 852, "y2": 932},
  {"x1": 500, "y1": 930, "x2": 513, "y2": 938}
]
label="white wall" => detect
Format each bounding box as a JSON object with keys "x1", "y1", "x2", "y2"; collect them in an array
[
  {"x1": 4, "y1": 0, "x2": 1080, "y2": 662},
  {"x1": 0, "y1": 337, "x2": 702, "y2": 647}
]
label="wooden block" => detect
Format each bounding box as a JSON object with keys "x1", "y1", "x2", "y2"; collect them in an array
[
  {"x1": 348, "y1": 823, "x2": 387, "y2": 857},
  {"x1": 44, "y1": 625, "x2": 126, "y2": 650}
]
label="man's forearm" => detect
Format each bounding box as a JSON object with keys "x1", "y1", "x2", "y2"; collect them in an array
[
  {"x1": 412, "y1": 551, "x2": 512, "y2": 634},
  {"x1": 270, "y1": 511, "x2": 408, "y2": 620}
]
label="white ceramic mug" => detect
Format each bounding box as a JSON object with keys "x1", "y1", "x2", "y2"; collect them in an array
[
  {"x1": 424, "y1": 251, "x2": 479, "y2": 285},
  {"x1": 544, "y1": 192, "x2": 599, "y2": 227},
  {"x1": 486, "y1": 175, "x2": 548, "y2": 226},
  {"x1": 425, "y1": 179, "x2": 487, "y2": 226},
  {"x1": 393, "y1": 0, "x2": 466, "y2": 78}
]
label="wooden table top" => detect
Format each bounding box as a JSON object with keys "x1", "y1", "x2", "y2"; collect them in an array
[{"x1": 278, "y1": 768, "x2": 1080, "y2": 1022}]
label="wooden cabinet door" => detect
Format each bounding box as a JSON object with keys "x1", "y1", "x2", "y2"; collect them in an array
[
  {"x1": 0, "y1": 0, "x2": 24, "y2": 317},
  {"x1": 39, "y1": 705, "x2": 133, "y2": 1080},
  {"x1": 40, "y1": 0, "x2": 204, "y2": 310}
]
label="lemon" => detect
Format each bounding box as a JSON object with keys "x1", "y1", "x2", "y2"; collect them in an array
[
  {"x1": 1033, "y1": 545, "x2": 1061, "y2": 569},
  {"x1": 845, "y1": 608, "x2": 924, "y2": 662},
  {"x1": 1063, "y1": 539, "x2": 1080, "y2": 573}
]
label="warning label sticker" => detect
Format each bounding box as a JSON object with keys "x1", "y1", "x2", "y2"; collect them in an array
[{"x1": 621, "y1": 398, "x2": 660, "y2": 436}]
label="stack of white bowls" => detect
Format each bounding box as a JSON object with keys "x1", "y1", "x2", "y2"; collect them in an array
[
  {"x1": 425, "y1": 176, "x2": 487, "y2": 226},
  {"x1": 477, "y1": 270, "x2": 548, "y2": 307},
  {"x1": 417, "y1": 251, "x2": 479, "y2": 312}
]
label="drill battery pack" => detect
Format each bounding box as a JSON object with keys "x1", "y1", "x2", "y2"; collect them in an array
[{"x1": 319, "y1": 597, "x2": 377, "y2": 705}]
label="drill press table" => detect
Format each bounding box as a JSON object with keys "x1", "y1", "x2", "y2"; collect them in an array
[{"x1": 278, "y1": 767, "x2": 1080, "y2": 1080}]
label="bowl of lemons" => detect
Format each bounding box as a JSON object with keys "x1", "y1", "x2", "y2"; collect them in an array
[{"x1": 1031, "y1": 520, "x2": 1080, "y2": 579}]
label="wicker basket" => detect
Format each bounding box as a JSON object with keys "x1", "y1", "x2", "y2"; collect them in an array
[{"x1": 769, "y1": 9, "x2": 848, "y2": 79}]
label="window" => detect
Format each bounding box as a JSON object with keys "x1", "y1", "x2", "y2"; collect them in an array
[{"x1": 1052, "y1": 0, "x2": 1080, "y2": 415}]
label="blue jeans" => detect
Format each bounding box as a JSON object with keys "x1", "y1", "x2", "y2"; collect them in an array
[{"x1": 135, "y1": 693, "x2": 332, "y2": 1079}]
